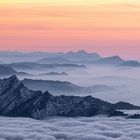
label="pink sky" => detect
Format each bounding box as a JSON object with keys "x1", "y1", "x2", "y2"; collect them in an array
[{"x1": 0, "y1": 1, "x2": 140, "y2": 60}]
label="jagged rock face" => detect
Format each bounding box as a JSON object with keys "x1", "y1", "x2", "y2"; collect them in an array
[
  {"x1": 0, "y1": 75, "x2": 43, "y2": 118},
  {"x1": 0, "y1": 76, "x2": 123, "y2": 119}
]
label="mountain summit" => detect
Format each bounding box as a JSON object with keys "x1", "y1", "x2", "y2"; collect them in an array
[
  {"x1": 93, "y1": 56, "x2": 124, "y2": 65},
  {"x1": 0, "y1": 76, "x2": 139, "y2": 119}
]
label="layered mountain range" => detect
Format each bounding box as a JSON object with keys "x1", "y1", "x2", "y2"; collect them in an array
[
  {"x1": 0, "y1": 51, "x2": 139, "y2": 67},
  {"x1": 0, "y1": 76, "x2": 139, "y2": 120},
  {"x1": 22, "y1": 78, "x2": 115, "y2": 94}
]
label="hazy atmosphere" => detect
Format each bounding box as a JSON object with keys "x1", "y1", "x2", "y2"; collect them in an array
[
  {"x1": 0, "y1": 0, "x2": 140, "y2": 140},
  {"x1": 0, "y1": 51, "x2": 140, "y2": 105}
]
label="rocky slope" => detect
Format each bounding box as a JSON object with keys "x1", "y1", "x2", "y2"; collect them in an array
[{"x1": 0, "y1": 76, "x2": 139, "y2": 120}]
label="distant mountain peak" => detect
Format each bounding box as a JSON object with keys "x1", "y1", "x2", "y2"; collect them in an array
[
  {"x1": 0, "y1": 65, "x2": 30, "y2": 76},
  {"x1": 119, "y1": 60, "x2": 140, "y2": 67},
  {"x1": 107, "y1": 55, "x2": 123, "y2": 60},
  {"x1": 66, "y1": 51, "x2": 74, "y2": 54},
  {"x1": 77, "y1": 50, "x2": 87, "y2": 54},
  {"x1": 93, "y1": 55, "x2": 124, "y2": 65},
  {"x1": 0, "y1": 65, "x2": 17, "y2": 75}
]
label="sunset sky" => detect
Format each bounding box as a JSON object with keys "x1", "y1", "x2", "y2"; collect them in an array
[{"x1": 0, "y1": 0, "x2": 140, "y2": 59}]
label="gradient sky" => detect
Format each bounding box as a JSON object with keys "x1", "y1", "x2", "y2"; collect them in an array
[{"x1": 0, "y1": 0, "x2": 140, "y2": 59}]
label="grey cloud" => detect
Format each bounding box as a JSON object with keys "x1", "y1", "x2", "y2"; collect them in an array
[{"x1": 0, "y1": 116, "x2": 140, "y2": 140}]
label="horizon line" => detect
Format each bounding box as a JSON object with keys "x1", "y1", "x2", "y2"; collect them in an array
[{"x1": 0, "y1": 50, "x2": 139, "y2": 61}]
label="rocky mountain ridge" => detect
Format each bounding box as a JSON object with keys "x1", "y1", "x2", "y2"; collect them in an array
[{"x1": 0, "y1": 76, "x2": 139, "y2": 119}]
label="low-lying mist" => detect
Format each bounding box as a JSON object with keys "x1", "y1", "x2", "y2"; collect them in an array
[{"x1": 1, "y1": 65, "x2": 139, "y2": 105}]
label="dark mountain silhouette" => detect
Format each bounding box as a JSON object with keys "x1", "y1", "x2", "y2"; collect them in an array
[
  {"x1": 0, "y1": 76, "x2": 139, "y2": 119},
  {"x1": 113, "y1": 101, "x2": 140, "y2": 110}
]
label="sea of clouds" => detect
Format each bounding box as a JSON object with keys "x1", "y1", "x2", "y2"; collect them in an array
[{"x1": 0, "y1": 116, "x2": 140, "y2": 140}]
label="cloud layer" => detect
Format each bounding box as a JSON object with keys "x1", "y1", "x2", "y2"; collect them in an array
[{"x1": 0, "y1": 116, "x2": 140, "y2": 140}]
